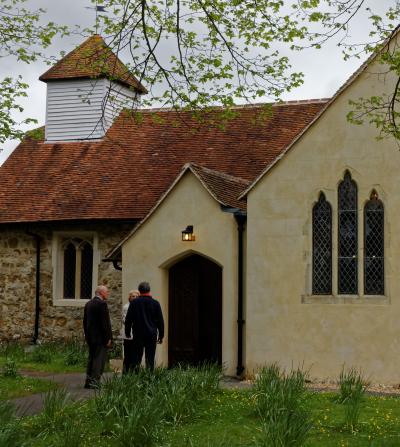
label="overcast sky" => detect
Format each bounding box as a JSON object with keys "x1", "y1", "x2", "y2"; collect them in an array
[{"x1": 0, "y1": 0, "x2": 394, "y2": 164}]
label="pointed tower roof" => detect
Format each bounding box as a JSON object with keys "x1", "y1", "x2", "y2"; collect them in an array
[{"x1": 39, "y1": 35, "x2": 147, "y2": 93}]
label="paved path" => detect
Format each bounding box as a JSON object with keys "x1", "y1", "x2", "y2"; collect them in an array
[{"x1": 11, "y1": 372, "x2": 102, "y2": 417}]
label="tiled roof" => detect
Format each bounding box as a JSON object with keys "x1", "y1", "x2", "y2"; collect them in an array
[
  {"x1": 0, "y1": 101, "x2": 326, "y2": 224},
  {"x1": 39, "y1": 35, "x2": 147, "y2": 93},
  {"x1": 106, "y1": 163, "x2": 249, "y2": 257},
  {"x1": 189, "y1": 164, "x2": 249, "y2": 210}
]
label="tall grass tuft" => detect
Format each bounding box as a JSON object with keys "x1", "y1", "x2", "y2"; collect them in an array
[
  {"x1": 62, "y1": 338, "x2": 87, "y2": 366},
  {"x1": 52, "y1": 413, "x2": 86, "y2": 447},
  {"x1": 337, "y1": 366, "x2": 369, "y2": 403},
  {"x1": 253, "y1": 363, "x2": 313, "y2": 447},
  {"x1": 94, "y1": 370, "x2": 167, "y2": 446},
  {"x1": 0, "y1": 400, "x2": 22, "y2": 447},
  {"x1": 160, "y1": 364, "x2": 221, "y2": 425},
  {"x1": 39, "y1": 388, "x2": 71, "y2": 434},
  {"x1": 0, "y1": 341, "x2": 25, "y2": 361},
  {"x1": 337, "y1": 366, "x2": 369, "y2": 431},
  {"x1": 30, "y1": 343, "x2": 54, "y2": 364},
  {"x1": 2, "y1": 357, "x2": 20, "y2": 378},
  {"x1": 93, "y1": 365, "x2": 221, "y2": 446},
  {"x1": 0, "y1": 400, "x2": 16, "y2": 427}
]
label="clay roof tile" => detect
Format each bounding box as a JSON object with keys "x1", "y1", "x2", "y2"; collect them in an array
[
  {"x1": 0, "y1": 101, "x2": 327, "y2": 224},
  {"x1": 39, "y1": 35, "x2": 147, "y2": 93}
]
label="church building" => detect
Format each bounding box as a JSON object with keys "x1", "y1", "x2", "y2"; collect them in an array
[{"x1": 0, "y1": 32, "x2": 399, "y2": 382}]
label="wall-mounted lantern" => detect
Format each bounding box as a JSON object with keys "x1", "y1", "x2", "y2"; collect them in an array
[{"x1": 182, "y1": 225, "x2": 195, "y2": 241}]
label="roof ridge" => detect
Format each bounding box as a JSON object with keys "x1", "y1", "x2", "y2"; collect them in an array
[
  {"x1": 120, "y1": 99, "x2": 330, "y2": 114},
  {"x1": 188, "y1": 163, "x2": 250, "y2": 185}
]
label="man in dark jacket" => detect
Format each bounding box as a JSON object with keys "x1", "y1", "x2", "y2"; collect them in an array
[
  {"x1": 124, "y1": 281, "x2": 164, "y2": 371},
  {"x1": 83, "y1": 285, "x2": 112, "y2": 388}
]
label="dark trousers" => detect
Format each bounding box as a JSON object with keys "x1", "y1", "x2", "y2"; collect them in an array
[
  {"x1": 123, "y1": 339, "x2": 135, "y2": 374},
  {"x1": 85, "y1": 343, "x2": 107, "y2": 387},
  {"x1": 127, "y1": 337, "x2": 157, "y2": 372}
]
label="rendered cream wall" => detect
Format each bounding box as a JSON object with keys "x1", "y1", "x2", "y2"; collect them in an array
[
  {"x1": 246, "y1": 55, "x2": 400, "y2": 383},
  {"x1": 122, "y1": 172, "x2": 240, "y2": 375}
]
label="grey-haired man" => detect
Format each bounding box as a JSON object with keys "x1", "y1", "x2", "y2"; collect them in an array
[{"x1": 83, "y1": 285, "x2": 112, "y2": 388}]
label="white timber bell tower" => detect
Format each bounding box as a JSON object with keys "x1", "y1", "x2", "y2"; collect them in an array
[{"x1": 39, "y1": 35, "x2": 147, "y2": 142}]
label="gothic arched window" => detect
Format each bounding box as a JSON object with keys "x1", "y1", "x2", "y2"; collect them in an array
[
  {"x1": 338, "y1": 171, "x2": 358, "y2": 294},
  {"x1": 364, "y1": 190, "x2": 384, "y2": 295},
  {"x1": 62, "y1": 238, "x2": 93, "y2": 299},
  {"x1": 312, "y1": 192, "x2": 332, "y2": 294}
]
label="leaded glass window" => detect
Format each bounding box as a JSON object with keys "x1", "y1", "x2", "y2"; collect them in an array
[
  {"x1": 338, "y1": 171, "x2": 358, "y2": 294},
  {"x1": 364, "y1": 190, "x2": 384, "y2": 295},
  {"x1": 312, "y1": 192, "x2": 332, "y2": 294},
  {"x1": 62, "y1": 237, "x2": 93, "y2": 299},
  {"x1": 63, "y1": 243, "x2": 76, "y2": 299},
  {"x1": 80, "y1": 242, "x2": 94, "y2": 299}
]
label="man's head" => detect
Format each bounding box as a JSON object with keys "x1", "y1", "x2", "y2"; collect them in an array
[
  {"x1": 138, "y1": 281, "x2": 151, "y2": 294},
  {"x1": 128, "y1": 290, "x2": 139, "y2": 302},
  {"x1": 95, "y1": 285, "x2": 109, "y2": 300}
]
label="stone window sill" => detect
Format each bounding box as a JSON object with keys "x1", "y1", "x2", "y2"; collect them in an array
[
  {"x1": 53, "y1": 299, "x2": 89, "y2": 307},
  {"x1": 302, "y1": 295, "x2": 390, "y2": 305}
]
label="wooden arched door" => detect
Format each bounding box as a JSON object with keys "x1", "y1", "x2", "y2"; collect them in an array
[{"x1": 168, "y1": 254, "x2": 222, "y2": 367}]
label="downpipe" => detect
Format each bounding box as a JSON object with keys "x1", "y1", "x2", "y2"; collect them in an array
[{"x1": 26, "y1": 230, "x2": 42, "y2": 344}]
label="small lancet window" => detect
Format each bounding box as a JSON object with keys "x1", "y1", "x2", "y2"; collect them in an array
[
  {"x1": 312, "y1": 192, "x2": 332, "y2": 295},
  {"x1": 364, "y1": 190, "x2": 384, "y2": 295},
  {"x1": 338, "y1": 170, "x2": 358, "y2": 295}
]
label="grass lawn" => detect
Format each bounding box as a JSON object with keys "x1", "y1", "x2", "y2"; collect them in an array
[
  {"x1": 12, "y1": 388, "x2": 400, "y2": 447},
  {"x1": 0, "y1": 376, "x2": 58, "y2": 400},
  {"x1": 0, "y1": 356, "x2": 85, "y2": 374},
  {"x1": 165, "y1": 389, "x2": 259, "y2": 446},
  {"x1": 3, "y1": 365, "x2": 400, "y2": 447},
  {"x1": 165, "y1": 389, "x2": 400, "y2": 447},
  {"x1": 0, "y1": 340, "x2": 121, "y2": 374}
]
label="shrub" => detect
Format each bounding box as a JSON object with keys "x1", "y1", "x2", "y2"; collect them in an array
[
  {"x1": 253, "y1": 363, "x2": 313, "y2": 447},
  {"x1": 2, "y1": 358, "x2": 20, "y2": 378},
  {"x1": 337, "y1": 366, "x2": 369, "y2": 431}
]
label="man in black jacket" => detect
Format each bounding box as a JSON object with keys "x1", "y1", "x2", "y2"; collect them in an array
[
  {"x1": 83, "y1": 285, "x2": 112, "y2": 388},
  {"x1": 124, "y1": 281, "x2": 164, "y2": 371}
]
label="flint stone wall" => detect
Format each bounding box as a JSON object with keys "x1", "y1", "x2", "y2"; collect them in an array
[{"x1": 0, "y1": 222, "x2": 134, "y2": 342}]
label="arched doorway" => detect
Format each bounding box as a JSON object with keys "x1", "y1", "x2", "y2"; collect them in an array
[{"x1": 168, "y1": 254, "x2": 222, "y2": 367}]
